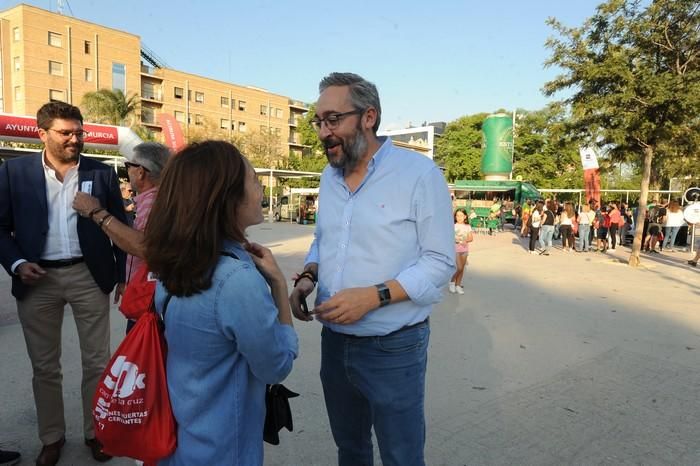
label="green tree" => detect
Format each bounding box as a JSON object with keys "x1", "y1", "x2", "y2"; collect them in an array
[
  {"x1": 513, "y1": 105, "x2": 583, "y2": 188},
  {"x1": 238, "y1": 129, "x2": 285, "y2": 168},
  {"x1": 80, "y1": 89, "x2": 140, "y2": 126},
  {"x1": 434, "y1": 113, "x2": 488, "y2": 182},
  {"x1": 544, "y1": 0, "x2": 700, "y2": 266},
  {"x1": 281, "y1": 103, "x2": 326, "y2": 188}
]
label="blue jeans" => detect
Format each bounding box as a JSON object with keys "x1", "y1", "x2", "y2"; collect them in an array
[
  {"x1": 320, "y1": 321, "x2": 430, "y2": 466},
  {"x1": 578, "y1": 224, "x2": 591, "y2": 251},
  {"x1": 539, "y1": 224, "x2": 555, "y2": 251},
  {"x1": 663, "y1": 226, "x2": 680, "y2": 249}
]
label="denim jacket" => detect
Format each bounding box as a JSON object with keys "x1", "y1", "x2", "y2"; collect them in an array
[{"x1": 156, "y1": 241, "x2": 298, "y2": 466}]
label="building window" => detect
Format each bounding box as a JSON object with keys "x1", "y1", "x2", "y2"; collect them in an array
[
  {"x1": 195, "y1": 92, "x2": 204, "y2": 103},
  {"x1": 49, "y1": 61, "x2": 64, "y2": 76},
  {"x1": 112, "y1": 63, "x2": 126, "y2": 92},
  {"x1": 85, "y1": 68, "x2": 93, "y2": 82},
  {"x1": 49, "y1": 89, "x2": 64, "y2": 102},
  {"x1": 174, "y1": 87, "x2": 184, "y2": 99},
  {"x1": 195, "y1": 114, "x2": 203, "y2": 126},
  {"x1": 260, "y1": 125, "x2": 267, "y2": 134},
  {"x1": 260, "y1": 105, "x2": 268, "y2": 116},
  {"x1": 142, "y1": 107, "x2": 155, "y2": 124},
  {"x1": 84, "y1": 41, "x2": 91, "y2": 54},
  {"x1": 238, "y1": 100, "x2": 246, "y2": 111},
  {"x1": 238, "y1": 121, "x2": 246, "y2": 132},
  {"x1": 174, "y1": 111, "x2": 185, "y2": 123},
  {"x1": 276, "y1": 108, "x2": 284, "y2": 119},
  {"x1": 13, "y1": 57, "x2": 20, "y2": 72},
  {"x1": 231, "y1": 120, "x2": 236, "y2": 129},
  {"x1": 13, "y1": 27, "x2": 20, "y2": 42},
  {"x1": 221, "y1": 96, "x2": 229, "y2": 108},
  {"x1": 48, "y1": 31, "x2": 62, "y2": 47},
  {"x1": 14, "y1": 86, "x2": 21, "y2": 101},
  {"x1": 220, "y1": 119, "x2": 230, "y2": 129}
]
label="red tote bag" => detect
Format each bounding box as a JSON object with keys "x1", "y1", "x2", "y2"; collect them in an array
[
  {"x1": 120, "y1": 263, "x2": 157, "y2": 320},
  {"x1": 92, "y1": 308, "x2": 176, "y2": 463}
]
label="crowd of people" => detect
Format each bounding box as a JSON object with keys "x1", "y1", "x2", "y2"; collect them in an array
[
  {"x1": 513, "y1": 197, "x2": 695, "y2": 257},
  {"x1": 0, "y1": 73, "x2": 455, "y2": 466}
]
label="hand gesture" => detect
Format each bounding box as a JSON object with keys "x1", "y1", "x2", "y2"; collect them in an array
[
  {"x1": 244, "y1": 242, "x2": 284, "y2": 285},
  {"x1": 289, "y1": 273, "x2": 315, "y2": 322},
  {"x1": 16, "y1": 262, "x2": 46, "y2": 285},
  {"x1": 312, "y1": 287, "x2": 376, "y2": 325},
  {"x1": 73, "y1": 192, "x2": 102, "y2": 217}
]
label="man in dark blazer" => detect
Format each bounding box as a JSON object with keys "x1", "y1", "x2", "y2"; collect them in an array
[{"x1": 0, "y1": 102, "x2": 126, "y2": 466}]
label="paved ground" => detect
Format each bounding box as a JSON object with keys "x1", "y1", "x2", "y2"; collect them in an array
[{"x1": 1, "y1": 222, "x2": 698, "y2": 466}]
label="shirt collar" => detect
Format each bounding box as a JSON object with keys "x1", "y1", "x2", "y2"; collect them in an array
[
  {"x1": 133, "y1": 186, "x2": 158, "y2": 206},
  {"x1": 42, "y1": 149, "x2": 80, "y2": 174},
  {"x1": 331, "y1": 136, "x2": 393, "y2": 181}
]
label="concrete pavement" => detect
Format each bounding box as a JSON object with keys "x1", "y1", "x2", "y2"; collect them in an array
[{"x1": 1, "y1": 223, "x2": 698, "y2": 465}]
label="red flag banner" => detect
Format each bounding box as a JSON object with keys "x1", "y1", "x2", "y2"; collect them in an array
[{"x1": 157, "y1": 113, "x2": 185, "y2": 152}]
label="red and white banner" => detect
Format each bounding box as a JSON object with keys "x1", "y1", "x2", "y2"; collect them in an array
[
  {"x1": 157, "y1": 113, "x2": 185, "y2": 152},
  {"x1": 0, "y1": 113, "x2": 142, "y2": 159}
]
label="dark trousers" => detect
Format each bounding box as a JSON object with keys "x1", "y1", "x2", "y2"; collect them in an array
[
  {"x1": 609, "y1": 224, "x2": 618, "y2": 248},
  {"x1": 529, "y1": 227, "x2": 540, "y2": 251},
  {"x1": 560, "y1": 225, "x2": 574, "y2": 249}
]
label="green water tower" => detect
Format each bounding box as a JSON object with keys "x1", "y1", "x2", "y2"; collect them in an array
[{"x1": 481, "y1": 113, "x2": 513, "y2": 180}]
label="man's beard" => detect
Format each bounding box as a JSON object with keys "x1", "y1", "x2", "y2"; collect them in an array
[
  {"x1": 47, "y1": 138, "x2": 82, "y2": 163},
  {"x1": 323, "y1": 125, "x2": 368, "y2": 172}
]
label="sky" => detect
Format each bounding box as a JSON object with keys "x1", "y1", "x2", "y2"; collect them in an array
[{"x1": 7, "y1": 0, "x2": 607, "y2": 130}]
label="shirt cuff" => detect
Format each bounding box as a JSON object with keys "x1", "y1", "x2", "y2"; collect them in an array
[
  {"x1": 395, "y1": 268, "x2": 444, "y2": 307},
  {"x1": 11, "y1": 259, "x2": 27, "y2": 274}
]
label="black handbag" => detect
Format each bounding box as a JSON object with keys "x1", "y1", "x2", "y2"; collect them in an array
[{"x1": 263, "y1": 384, "x2": 299, "y2": 445}]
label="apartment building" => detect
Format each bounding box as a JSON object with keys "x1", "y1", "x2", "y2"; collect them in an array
[{"x1": 0, "y1": 3, "x2": 309, "y2": 158}]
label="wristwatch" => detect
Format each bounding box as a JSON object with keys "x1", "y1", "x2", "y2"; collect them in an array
[{"x1": 375, "y1": 283, "x2": 391, "y2": 307}]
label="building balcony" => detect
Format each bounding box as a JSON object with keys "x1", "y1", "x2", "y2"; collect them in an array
[
  {"x1": 288, "y1": 117, "x2": 301, "y2": 126},
  {"x1": 288, "y1": 99, "x2": 309, "y2": 111},
  {"x1": 141, "y1": 92, "x2": 163, "y2": 103},
  {"x1": 142, "y1": 120, "x2": 162, "y2": 129},
  {"x1": 140, "y1": 65, "x2": 164, "y2": 79},
  {"x1": 287, "y1": 138, "x2": 308, "y2": 148}
]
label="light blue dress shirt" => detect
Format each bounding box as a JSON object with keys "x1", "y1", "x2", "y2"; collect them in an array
[
  {"x1": 156, "y1": 241, "x2": 298, "y2": 466},
  {"x1": 306, "y1": 137, "x2": 455, "y2": 336}
]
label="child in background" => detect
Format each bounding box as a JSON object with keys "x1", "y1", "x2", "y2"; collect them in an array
[{"x1": 449, "y1": 208, "x2": 474, "y2": 295}]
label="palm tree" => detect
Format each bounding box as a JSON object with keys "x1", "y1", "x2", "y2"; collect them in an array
[{"x1": 80, "y1": 89, "x2": 139, "y2": 126}]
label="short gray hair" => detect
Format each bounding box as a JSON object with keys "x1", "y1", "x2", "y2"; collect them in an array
[
  {"x1": 319, "y1": 72, "x2": 382, "y2": 133},
  {"x1": 131, "y1": 142, "x2": 171, "y2": 182}
]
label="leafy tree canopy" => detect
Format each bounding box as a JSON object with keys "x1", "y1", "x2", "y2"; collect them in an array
[{"x1": 80, "y1": 89, "x2": 140, "y2": 126}]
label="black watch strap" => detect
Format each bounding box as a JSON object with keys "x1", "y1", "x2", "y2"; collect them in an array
[{"x1": 375, "y1": 283, "x2": 391, "y2": 307}]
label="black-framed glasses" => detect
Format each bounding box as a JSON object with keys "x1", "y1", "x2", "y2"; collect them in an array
[
  {"x1": 124, "y1": 162, "x2": 149, "y2": 171},
  {"x1": 311, "y1": 109, "x2": 364, "y2": 131},
  {"x1": 49, "y1": 128, "x2": 88, "y2": 139}
]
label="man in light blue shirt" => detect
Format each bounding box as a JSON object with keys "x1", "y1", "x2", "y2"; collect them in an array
[{"x1": 290, "y1": 72, "x2": 455, "y2": 466}]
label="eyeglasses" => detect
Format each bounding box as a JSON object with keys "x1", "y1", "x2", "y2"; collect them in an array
[
  {"x1": 311, "y1": 109, "x2": 364, "y2": 131},
  {"x1": 49, "y1": 128, "x2": 88, "y2": 139},
  {"x1": 124, "y1": 162, "x2": 149, "y2": 171}
]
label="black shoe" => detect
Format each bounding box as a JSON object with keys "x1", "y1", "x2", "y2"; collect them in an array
[
  {"x1": 85, "y1": 438, "x2": 112, "y2": 462},
  {"x1": 0, "y1": 449, "x2": 20, "y2": 466},
  {"x1": 689, "y1": 260, "x2": 697, "y2": 267}
]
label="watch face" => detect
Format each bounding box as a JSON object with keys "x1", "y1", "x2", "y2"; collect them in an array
[{"x1": 376, "y1": 284, "x2": 391, "y2": 306}]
